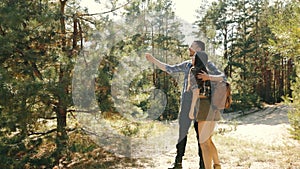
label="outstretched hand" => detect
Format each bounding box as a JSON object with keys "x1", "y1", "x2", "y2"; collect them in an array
[{"x1": 145, "y1": 53, "x2": 154, "y2": 62}]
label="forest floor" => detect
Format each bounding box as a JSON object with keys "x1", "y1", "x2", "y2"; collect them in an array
[{"x1": 64, "y1": 104, "x2": 300, "y2": 169}]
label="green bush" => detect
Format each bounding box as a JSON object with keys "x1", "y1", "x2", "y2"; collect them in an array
[
  {"x1": 288, "y1": 108, "x2": 300, "y2": 140},
  {"x1": 286, "y1": 60, "x2": 300, "y2": 140}
]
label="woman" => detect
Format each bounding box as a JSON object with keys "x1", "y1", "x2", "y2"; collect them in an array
[{"x1": 188, "y1": 50, "x2": 223, "y2": 169}]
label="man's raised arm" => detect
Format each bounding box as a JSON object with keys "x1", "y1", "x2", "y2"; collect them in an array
[{"x1": 145, "y1": 53, "x2": 167, "y2": 72}]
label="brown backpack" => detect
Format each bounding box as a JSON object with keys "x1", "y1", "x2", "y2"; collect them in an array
[{"x1": 212, "y1": 81, "x2": 232, "y2": 109}]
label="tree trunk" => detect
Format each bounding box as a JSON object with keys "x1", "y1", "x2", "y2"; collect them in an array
[
  {"x1": 60, "y1": 0, "x2": 67, "y2": 51},
  {"x1": 54, "y1": 0, "x2": 69, "y2": 163},
  {"x1": 56, "y1": 102, "x2": 68, "y2": 148}
]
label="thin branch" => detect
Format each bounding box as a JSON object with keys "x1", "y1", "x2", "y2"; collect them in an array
[
  {"x1": 69, "y1": 111, "x2": 77, "y2": 120},
  {"x1": 77, "y1": 16, "x2": 97, "y2": 25},
  {"x1": 67, "y1": 109, "x2": 99, "y2": 113},
  {"x1": 37, "y1": 116, "x2": 57, "y2": 120},
  {"x1": 81, "y1": 127, "x2": 101, "y2": 137},
  {"x1": 79, "y1": 1, "x2": 132, "y2": 17},
  {"x1": 28, "y1": 127, "x2": 77, "y2": 137},
  {"x1": 28, "y1": 128, "x2": 57, "y2": 136}
]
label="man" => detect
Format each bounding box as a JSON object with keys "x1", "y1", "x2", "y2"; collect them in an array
[{"x1": 145, "y1": 40, "x2": 206, "y2": 169}]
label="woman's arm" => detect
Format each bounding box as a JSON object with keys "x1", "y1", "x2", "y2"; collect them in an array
[{"x1": 189, "y1": 88, "x2": 199, "y2": 120}]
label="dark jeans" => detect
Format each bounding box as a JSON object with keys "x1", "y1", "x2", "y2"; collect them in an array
[{"x1": 176, "y1": 91, "x2": 204, "y2": 168}]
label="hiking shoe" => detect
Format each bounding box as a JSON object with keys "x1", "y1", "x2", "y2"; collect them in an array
[{"x1": 168, "y1": 162, "x2": 182, "y2": 169}]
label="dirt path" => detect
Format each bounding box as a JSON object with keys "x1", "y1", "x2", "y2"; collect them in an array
[
  {"x1": 66, "y1": 104, "x2": 300, "y2": 169},
  {"x1": 221, "y1": 104, "x2": 299, "y2": 147},
  {"x1": 143, "y1": 104, "x2": 300, "y2": 169}
]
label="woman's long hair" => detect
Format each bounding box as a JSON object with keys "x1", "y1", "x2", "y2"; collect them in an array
[
  {"x1": 191, "y1": 51, "x2": 210, "y2": 94},
  {"x1": 194, "y1": 51, "x2": 208, "y2": 71}
]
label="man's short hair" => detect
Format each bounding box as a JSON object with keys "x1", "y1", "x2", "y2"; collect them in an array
[{"x1": 194, "y1": 40, "x2": 205, "y2": 51}]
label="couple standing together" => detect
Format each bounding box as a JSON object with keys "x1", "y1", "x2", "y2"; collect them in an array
[{"x1": 145, "y1": 40, "x2": 225, "y2": 169}]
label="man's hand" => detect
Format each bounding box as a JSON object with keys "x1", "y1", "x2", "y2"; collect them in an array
[
  {"x1": 145, "y1": 53, "x2": 167, "y2": 71},
  {"x1": 145, "y1": 53, "x2": 154, "y2": 62},
  {"x1": 197, "y1": 71, "x2": 210, "y2": 81}
]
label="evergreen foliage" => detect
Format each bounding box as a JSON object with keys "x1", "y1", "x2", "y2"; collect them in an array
[
  {"x1": 0, "y1": 0, "x2": 299, "y2": 167},
  {"x1": 0, "y1": 0, "x2": 96, "y2": 167},
  {"x1": 267, "y1": 0, "x2": 300, "y2": 140},
  {"x1": 194, "y1": 0, "x2": 298, "y2": 110}
]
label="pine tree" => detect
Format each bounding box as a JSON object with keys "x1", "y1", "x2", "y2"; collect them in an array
[
  {"x1": 0, "y1": 0, "x2": 101, "y2": 167},
  {"x1": 194, "y1": 0, "x2": 283, "y2": 109},
  {"x1": 267, "y1": 0, "x2": 300, "y2": 139}
]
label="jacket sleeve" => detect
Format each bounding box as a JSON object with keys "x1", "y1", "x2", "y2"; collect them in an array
[
  {"x1": 165, "y1": 61, "x2": 190, "y2": 74},
  {"x1": 207, "y1": 61, "x2": 227, "y2": 81}
]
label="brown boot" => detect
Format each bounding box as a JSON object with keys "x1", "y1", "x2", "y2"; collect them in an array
[{"x1": 213, "y1": 164, "x2": 221, "y2": 169}]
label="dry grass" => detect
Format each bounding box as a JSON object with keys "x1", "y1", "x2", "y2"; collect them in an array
[{"x1": 215, "y1": 134, "x2": 300, "y2": 169}]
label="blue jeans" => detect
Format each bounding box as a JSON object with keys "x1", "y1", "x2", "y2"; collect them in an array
[{"x1": 176, "y1": 91, "x2": 205, "y2": 168}]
